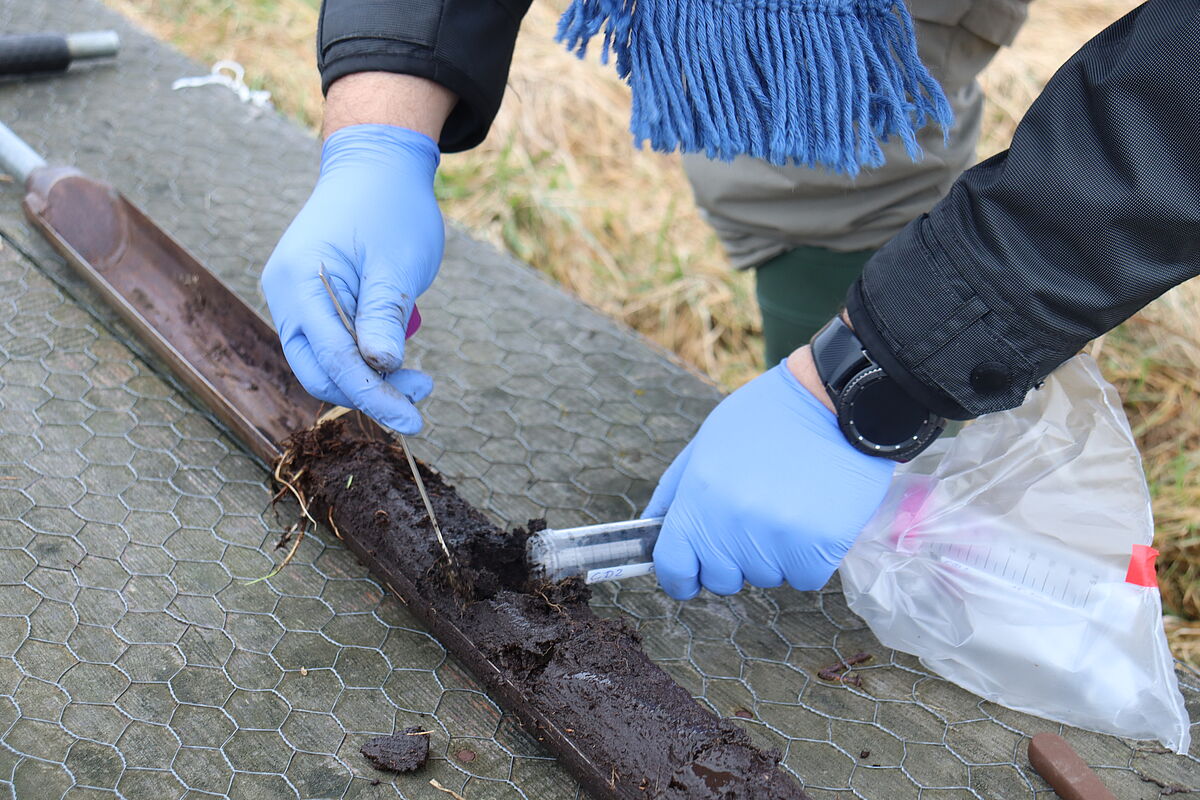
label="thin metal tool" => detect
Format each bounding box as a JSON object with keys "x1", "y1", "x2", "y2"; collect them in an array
[{"x1": 317, "y1": 265, "x2": 454, "y2": 568}]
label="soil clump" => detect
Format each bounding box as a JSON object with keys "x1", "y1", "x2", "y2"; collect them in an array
[{"x1": 361, "y1": 727, "x2": 431, "y2": 773}]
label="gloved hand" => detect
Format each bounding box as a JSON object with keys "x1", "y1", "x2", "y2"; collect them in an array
[
  {"x1": 262, "y1": 124, "x2": 442, "y2": 433},
  {"x1": 645, "y1": 362, "x2": 895, "y2": 600}
]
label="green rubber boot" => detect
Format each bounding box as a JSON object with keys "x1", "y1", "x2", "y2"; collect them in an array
[{"x1": 755, "y1": 245, "x2": 875, "y2": 366}]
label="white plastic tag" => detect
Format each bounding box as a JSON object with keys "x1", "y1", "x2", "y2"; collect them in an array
[{"x1": 585, "y1": 562, "x2": 655, "y2": 584}]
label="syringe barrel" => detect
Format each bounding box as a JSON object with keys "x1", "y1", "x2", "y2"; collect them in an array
[{"x1": 529, "y1": 517, "x2": 664, "y2": 583}]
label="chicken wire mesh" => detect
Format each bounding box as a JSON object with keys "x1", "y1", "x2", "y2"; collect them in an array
[{"x1": 0, "y1": 2, "x2": 1196, "y2": 799}]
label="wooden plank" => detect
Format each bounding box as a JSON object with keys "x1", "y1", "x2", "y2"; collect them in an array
[{"x1": 19, "y1": 161, "x2": 810, "y2": 799}]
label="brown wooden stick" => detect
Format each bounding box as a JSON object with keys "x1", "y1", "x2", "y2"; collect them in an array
[{"x1": 1028, "y1": 733, "x2": 1118, "y2": 800}]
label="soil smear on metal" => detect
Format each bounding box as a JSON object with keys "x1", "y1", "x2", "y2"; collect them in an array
[
  {"x1": 361, "y1": 726, "x2": 431, "y2": 773},
  {"x1": 285, "y1": 419, "x2": 809, "y2": 799}
]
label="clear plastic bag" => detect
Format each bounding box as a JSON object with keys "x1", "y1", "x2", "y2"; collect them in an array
[{"x1": 839, "y1": 355, "x2": 1191, "y2": 753}]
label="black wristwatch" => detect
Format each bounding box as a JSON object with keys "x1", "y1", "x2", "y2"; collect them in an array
[{"x1": 810, "y1": 317, "x2": 945, "y2": 461}]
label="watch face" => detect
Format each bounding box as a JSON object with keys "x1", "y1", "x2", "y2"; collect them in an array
[
  {"x1": 812, "y1": 317, "x2": 945, "y2": 461},
  {"x1": 851, "y1": 374, "x2": 929, "y2": 447}
]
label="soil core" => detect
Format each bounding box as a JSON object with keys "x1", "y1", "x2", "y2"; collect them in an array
[{"x1": 287, "y1": 420, "x2": 809, "y2": 800}]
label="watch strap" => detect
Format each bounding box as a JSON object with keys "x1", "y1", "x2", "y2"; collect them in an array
[{"x1": 810, "y1": 316, "x2": 867, "y2": 399}]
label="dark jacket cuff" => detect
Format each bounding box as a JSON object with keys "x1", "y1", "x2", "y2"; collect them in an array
[
  {"x1": 318, "y1": 0, "x2": 526, "y2": 153},
  {"x1": 846, "y1": 198, "x2": 1077, "y2": 421},
  {"x1": 319, "y1": 48, "x2": 492, "y2": 152}
]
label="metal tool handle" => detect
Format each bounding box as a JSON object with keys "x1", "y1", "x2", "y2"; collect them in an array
[
  {"x1": 0, "y1": 31, "x2": 119, "y2": 76},
  {"x1": 0, "y1": 121, "x2": 46, "y2": 185}
]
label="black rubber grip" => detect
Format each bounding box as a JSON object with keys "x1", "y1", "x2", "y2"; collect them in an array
[{"x1": 0, "y1": 34, "x2": 71, "y2": 76}]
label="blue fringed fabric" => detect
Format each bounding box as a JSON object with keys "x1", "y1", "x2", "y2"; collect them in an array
[{"x1": 556, "y1": 0, "x2": 953, "y2": 175}]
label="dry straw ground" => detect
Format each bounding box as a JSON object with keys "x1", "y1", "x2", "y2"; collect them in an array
[{"x1": 105, "y1": 0, "x2": 1197, "y2": 664}]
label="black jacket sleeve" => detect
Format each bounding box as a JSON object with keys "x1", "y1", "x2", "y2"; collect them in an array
[
  {"x1": 847, "y1": 0, "x2": 1200, "y2": 420},
  {"x1": 317, "y1": 0, "x2": 532, "y2": 152}
]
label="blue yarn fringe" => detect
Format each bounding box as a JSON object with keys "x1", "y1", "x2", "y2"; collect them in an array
[{"x1": 556, "y1": 0, "x2": 953, "y2": 175}]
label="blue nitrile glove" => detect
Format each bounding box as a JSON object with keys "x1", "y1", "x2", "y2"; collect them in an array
[
  {"x1": 261, "y1": 124, "x2": 442, "y2": 433},
  {"x1": 645, "y1": 362, "x2": 895, "y2": 600}
]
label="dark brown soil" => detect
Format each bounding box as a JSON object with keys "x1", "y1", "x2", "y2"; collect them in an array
[
  {"x1": 361, "y1": 727, "x2": 430, "y2": 773},
  {"x1": 287, "y1": 420, "x2": 810, "y2": 800}
]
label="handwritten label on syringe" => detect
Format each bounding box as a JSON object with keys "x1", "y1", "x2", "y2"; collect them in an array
[{"x1": 585, "y1": 562, "x2": 655, "y2": 584}]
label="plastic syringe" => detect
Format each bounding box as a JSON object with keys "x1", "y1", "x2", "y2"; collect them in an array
[{"x1": 528, "y1": 517, "x2": 664, "y2": 584}]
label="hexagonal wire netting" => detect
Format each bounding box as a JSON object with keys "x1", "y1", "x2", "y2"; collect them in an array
[{"x1": 0, "y1": 2, "x2": 1198, "y2": 799}]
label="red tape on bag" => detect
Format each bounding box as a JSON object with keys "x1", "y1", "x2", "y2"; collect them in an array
[{"x1": 1125, "y1": 544, "x2": 1159, "y2": 588}]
